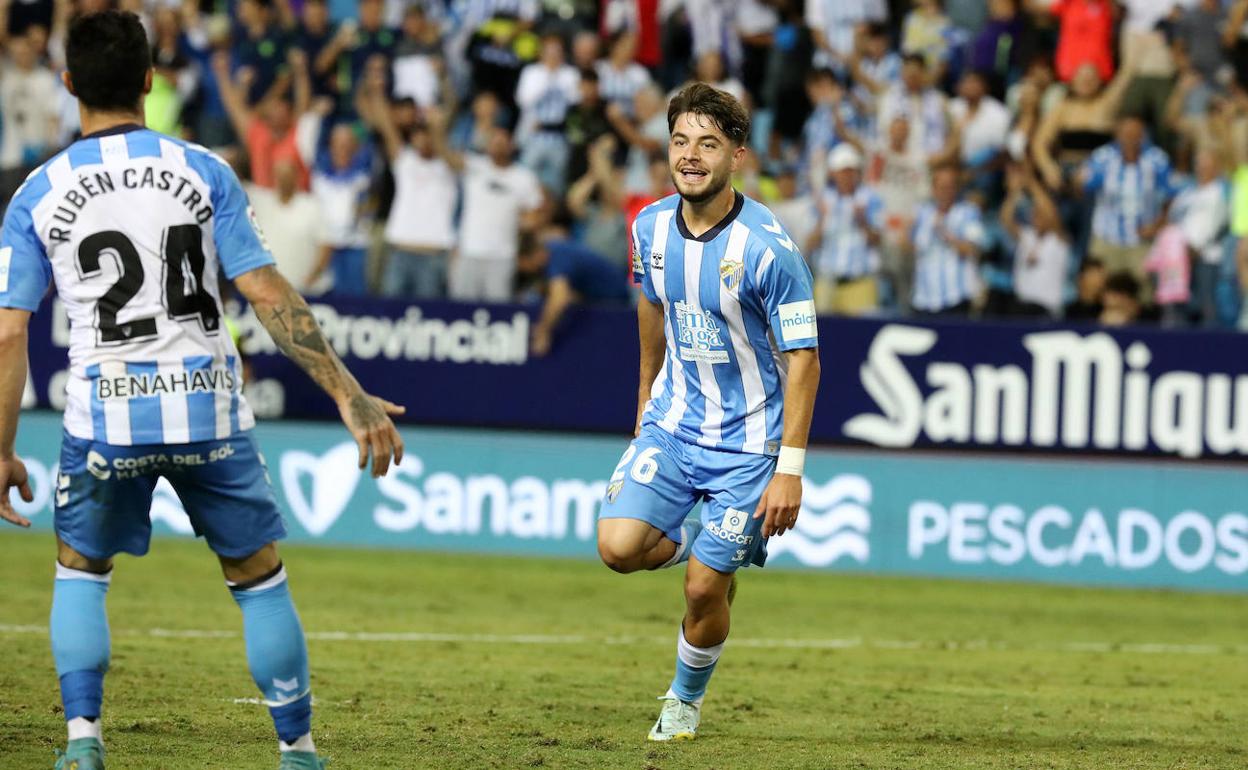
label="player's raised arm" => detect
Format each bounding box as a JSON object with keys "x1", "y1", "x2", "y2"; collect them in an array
[
  {"x1": 234, "y1": 266, "x2": 405, "y2": 477},
  {"x1": 0, "y1": 308, "x2": 35, "y2": 527}
]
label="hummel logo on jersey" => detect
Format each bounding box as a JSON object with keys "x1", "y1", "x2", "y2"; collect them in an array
[
  {"x1": 761, "y1": 217, "x2": 795, "y2": 252},
  {"x1": 651, "y1": 251, "x2": 664, "y2": 270}
]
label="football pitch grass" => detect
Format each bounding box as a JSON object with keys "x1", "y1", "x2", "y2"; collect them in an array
[{"x1": 1, "y1": 530, "x2": 1244, "y2": 769}]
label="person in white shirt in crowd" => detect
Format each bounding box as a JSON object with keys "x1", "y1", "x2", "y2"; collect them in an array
[
  {"x1": 878, "y1": 53, "x2": 957, "y2": 165},
  {"x1": 1170, "y1": 147, "x2": 1230, "y2": 326},
  {"x1": 0, "y1": 32, "x2": 60, "y2": 201},
  {"x1": 850, "y1": 22, "x2": 904, "y2": 136},
  {"x1": 515, "y1": 32, "x2": 581, "y2": 193},
  {"x1": 805, "y1": 0, "x2": 888, "y2": 70},
  {"x1": 361, "y1": 83, "x2": 459, "y2": 300},
  {"x1": 617, "y1": 84, "x2": 669, "y2": 194},
  {"x1": 950, "y1": 69, "x2": 1011, "y2": 197},
  {"x1": 1000, "y1": 163, "x2": 1071, "y2": 317},
  {"x1": 806, "y1": 143, "x2": 886, "y2": 316},
  {"x1": 596, "y1": 29, "x2": 652, "y2": 117},
  {"x1": 434, "y1": 112, "x2": 545, "y2": 302},
  {"x1": 307, "y1": 122, "x2": 377, "y2": 296},
  {"x1": 247, "y1": 155, "x2": 331, "y2": 295},
  {"x1": 903, "y1": 164, "x2": 989, "y2": 315},
  {"x1": 838, "y1": 113, "x2": 931, "y2": 310}
]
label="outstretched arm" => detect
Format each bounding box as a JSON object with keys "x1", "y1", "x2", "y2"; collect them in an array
[
  {"x1": 754, "y1": 347, "x2": 820, "y2": 538},
  {"x1": 0, "y1": 309, "x2": 33, "y2": 527},
  {"x1": 234, "y1": 266, "x2": 406, "y2": 476}
]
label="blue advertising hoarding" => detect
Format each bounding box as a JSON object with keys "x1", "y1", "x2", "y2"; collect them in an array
[
  {"x1": 21, "y1": 296, "x2": 1248, "y2": 459},
  {"x1": 10, "y1": 412, "x2": 1246, "y2": 591}
]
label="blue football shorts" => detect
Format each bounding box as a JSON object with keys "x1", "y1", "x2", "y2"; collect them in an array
[
  {"x1": 598, "y1": 422, "x2": 776, "y2": 573},
  {"x1": 55, "y1": 429, "x2": 285, "y2": 560}
]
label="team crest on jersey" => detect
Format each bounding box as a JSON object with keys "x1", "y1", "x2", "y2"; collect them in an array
[
  {"x1": 606, "y1": 478, "x2": 624, "y2": 503},
  {"x1": 631, "y1": 242, "x2": 643, "y2": 275},
  {"x1": 719, "y1": 252, "x2": 744, "y2": 292}
]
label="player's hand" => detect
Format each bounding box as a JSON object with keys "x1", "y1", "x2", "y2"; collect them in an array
[
  {"x1": 338, "y1": 393, "x2": 406, "y2": 478},
  {"x1": 753, "y1": 473, "x2": 802, "y2": 538},
  {"x1": 0, "y1": 456, "x2": 34, "y2": 528}
]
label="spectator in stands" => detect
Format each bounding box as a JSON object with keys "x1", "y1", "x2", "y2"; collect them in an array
[
  {"x1": 618, "y1": 84, "x2": 668, "y2": 194},
  {"x1": 1226, "y1": 0, "x2": 1248, "y2": 89},
  {"x1": 391, "y1": 5, "x2": 447, "y2": 109},
  {"x1": 450, "y1": 89, "x2": 504, "y2": 155},
  {"x1": 951, "y1": 69, "x2": 1011, "y2": 198},
  {"x1": 1080, "y1": 115, "x2": 1177, "y2": 303},
  {"x1": 1170, "y1": 148, "x2": 1230, "y2": 326},
  {"x1": 248, "y1": 156, "x2": 329, "y2": 295},
  {"x1": 901, "y1": 0, "x2": 952, "y2": 81},
  {"x1": 363, "y1": 89, "x2": 458, "y2": 301},
  {"x1": 233, "y1": 0, "x2": 287, "y2": 105},
  {"x1": 565, "y1": 67, "x2": 612, "y2": 187},
  {"x1": 297, "y1": 0, "x2": 336, "y2": 99},
  {"x1": 624, "y1": 150, "x2": 675, "y2": 233},
  {"x1": 180, "y1": 8, "x2": 233, "y2": 148},
  {"x1": 596, "y1": 30, "x2": 651, "y2": 116},
  {"x1": 806, "y1": 0, "x2": 887, "y2": 70},
  {"x1": 970, "y1": 0, "x2": 1023, "y2": 94},
  {"x1": 516, "y1": 32, "x2": 580, "y2": 194},
  {"x1": 1001, "y1": 164, "x2": 1070, "y2": 316},
  {"x1": 214, "y1": 49, "x2": 310, "y2": 190},
  {"x1": 1046, "y1": 0, "x2": 1115, "y2": 84},
  {"x1": 567, "y1": 135, "x2": 629, "y2": 265},
  {"x1": 307, "y1": 122, "x2": 377, "y2": 296},
  {"x1": 860, "y1": 115, "x2": 931, "y2": 309},
  {"x1": 850, "y1": 22, "x2": 903, "y2": 124},
  {"x1": 904, "y1": 164, "x2": 988, "y2": 315},
  {"x1": 878, "y1": 54, "x2": 956, "y2": 163},
  {"x1": 1099, "y1": 270, "x2": 1148, "y2": 326},
  {"x1": 769, "y1": 165, "x2": 818, "y2": 264},
  {"x1": 522, "y1": 228, "x2": 631, "y2": 357},
  {"x1": 807, "y1": 144, "x2": 886, "y2": 316},
  {"x1": 1066, "y1": 258, "x2": 1106, "y2": 321},
  {"x1": 1173, "y1": 0, "x2": 1227, "y2": 86},
  {"x1": 437, "y1": 112, "x2": 545, "y2": 302},
  {"x1": 0, "y1": 30, "x2": 59, "y2": 199},
  {"x1": 801, "y1": 68, "x2": 856, "y2": 191}
]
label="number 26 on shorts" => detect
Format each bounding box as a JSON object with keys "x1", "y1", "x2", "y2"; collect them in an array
[{"x1": 611, "y1": 445, "x2": 661, "y2": 486}]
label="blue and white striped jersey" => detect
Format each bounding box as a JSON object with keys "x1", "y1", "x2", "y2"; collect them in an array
[
  {"x1": 813, "y1": 184, "x2": 884, "y2": 279},
  {"x1": 910, "y1": 200, "x2": 987, "y2": 311},
  {"x1": 0, "y1": 125, "x2": 273, "y2": 445},
  {"x1": 631, "y1": 192, "x2": 818, "y2": 456},
  {"x1": 1083, "y1": 142, "x2": 1176, "y2": 247}
]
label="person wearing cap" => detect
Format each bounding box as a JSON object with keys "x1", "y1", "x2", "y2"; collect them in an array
[{"x1": 805, "y1": 143, "x2": 886, "y2": 316}]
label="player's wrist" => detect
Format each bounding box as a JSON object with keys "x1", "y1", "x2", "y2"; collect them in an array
[{"x1": 775, "y1": 446, "x2": 805, "y2": 477}]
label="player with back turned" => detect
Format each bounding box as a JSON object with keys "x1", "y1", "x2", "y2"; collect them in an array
[
  {"x1": 596, "y1": 83, "x2": 821, "y2": 741},
  {"x1": 0, "y1": 12, "x2": 404, "y2": 770}
]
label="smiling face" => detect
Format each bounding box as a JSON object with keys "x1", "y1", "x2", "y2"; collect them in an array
[{"x1": 668, "y1": 112, "x2": 742, "y2": 205}]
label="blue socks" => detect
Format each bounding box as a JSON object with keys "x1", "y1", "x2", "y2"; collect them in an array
[
  {"x1": 228, "y1": 565, "x2": 313, "y2": 747},
  {"x1": 669, "y1": 625, "x2": 724, "y2": 703},
  {"x1": 50, "y1": 563, "x2": 112, "y2": 724}
]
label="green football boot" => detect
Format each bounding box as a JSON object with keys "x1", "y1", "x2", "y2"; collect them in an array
[
  {"x1": 278, "y1": 750, "x2": 328, "y2": 770},
  {"x1": 53, "y1": 737, "x2": 104, "y2": 770}
]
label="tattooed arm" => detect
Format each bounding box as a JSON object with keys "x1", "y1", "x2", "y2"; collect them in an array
[{"x1": 234, "y1": 265, "x2": 406, "y2": 477}]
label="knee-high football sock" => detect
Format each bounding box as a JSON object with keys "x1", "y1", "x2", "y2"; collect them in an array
[
  {"x1": 50, "y1": 563, "x2": 112, "y2": 742},
  {"x1": 668, "y1": 624, "x2": 724, "y2": 704},
  {"x1": 228, "y1": 564, "x2": 315, "y2": 752}
]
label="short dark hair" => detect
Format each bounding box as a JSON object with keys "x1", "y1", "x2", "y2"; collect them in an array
[
  {"x1": 902, "y1": 53, "x2": 927, "y2": 69},
  {"x1": 1103, "y1": 270, "x2": 1141, "y2": 299},
  {"x1": 667, "y1": 82, "x2": 750, "y2": 146},
  {"x1": 66, "y1": 11, "x2": 151, "y2": 112}
]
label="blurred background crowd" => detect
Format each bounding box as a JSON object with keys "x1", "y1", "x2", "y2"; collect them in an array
[{"x1": 3, "y1": 0, "x2": 1248, "y2": 336}]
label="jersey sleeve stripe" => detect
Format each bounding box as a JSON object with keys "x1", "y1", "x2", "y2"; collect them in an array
[
  {"x1": 754, "y1": 247, "x2": 775, "y2": 285},
  {"x1": 124, "y1": 130, "x2": 164, "y2": 159},
  {"x1": 67, "y1": 139, "x2": 102, "y2": 169}
]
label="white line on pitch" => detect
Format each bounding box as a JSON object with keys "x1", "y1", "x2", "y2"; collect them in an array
[{"x1": 2, "y1": 623, "x2": 1245, "y2": 655}]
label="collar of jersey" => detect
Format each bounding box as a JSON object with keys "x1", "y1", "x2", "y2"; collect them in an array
[
  {"x1": 81, "y1": 123, "x2": 146, "y2": 140},
  {"x1": 675, "y1": 190, "x2": 744, "y2": 243}
]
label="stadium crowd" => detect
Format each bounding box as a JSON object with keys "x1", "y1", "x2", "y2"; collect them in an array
[{"x1": 2, "y1": 0, "x2": 1248, "y2": 332}]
